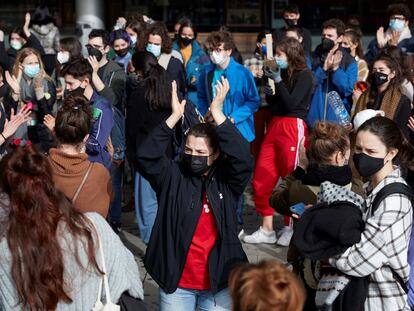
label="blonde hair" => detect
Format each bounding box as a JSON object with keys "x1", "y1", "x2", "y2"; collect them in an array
[
  {"x1": 229, "y1": 260, "x2": 306, "y2": 311},
  {"x1": 13, "y1": 47, "x2": 51, "y2": 82}
]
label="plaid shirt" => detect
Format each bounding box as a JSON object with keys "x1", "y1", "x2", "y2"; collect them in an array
[{"x1": 329, "y1": 169, "x2": 412, "y2": 311}]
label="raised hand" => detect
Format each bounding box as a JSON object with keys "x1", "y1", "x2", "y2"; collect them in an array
[
  {"x1": 2, "y1": 107, "x2": 31, "y2": 139},
  {"x1": 43, "y1": 114, "x2": 56, "y2": 132},
  {"x1": 5, "y1": 71, "x2": 21, "y2": 95},
  {"x1": 166, "y1": 81, "x2": 186, "y2": 129},
  {"x1": 264, "y1": 67, "x2": 281, "y2": 83},
  {"x1": 376, "y1": 27, "x2": 387, "y2": 48},
  {"x1": 23, "y1": 12, "x2": 31, "y2": 37},
  {"x1": 210, "y1": 76, "x2": 229, "y2": 126},
  {"x1": 87, "y1": 56, "x2": 100, "y2": 72},
  {"x1": 0, "y1": 30, "x2": 4, "y2": 42},
  {"x1": 388, "y1": 30, "x2": 401, "y2": 46},
  {"x1": 210, "y1": 76, "x2": 230, "y2": 112},
  {"x1": 331, "y1": 50, "x2": 343, "y2": 71}
]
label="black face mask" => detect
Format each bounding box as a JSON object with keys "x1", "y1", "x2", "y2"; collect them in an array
[
  {"x1": 284, "y1": 18, "x2": 296, "y2": 27},
  {"x1": 87, "y1": 47, "x2": 103, "y2": 62},
  {"x1": 115, "y1": 47, "x2": 129, "y2": 57},
  {"x1": 370, "y1": 72, "x2": 388, "y2": 86},
  {"x1": 182, "y1": 153, "x2": 211, "y2": 175},
  {"x1": 342, "y1": 47, "x2": 351, "y2": 54},
  {"x1": 322, "y1": 38, "x2": 335, "y2": 52},
  {"x1": 67, "y1": 85, "x2": 86, "y2": 98},
  {"x1": 353, "y1": 153, "x2": 386, "y2": 177},
  {"x1": 180, "y1": 36, "x2": 194, "y2": 47}
]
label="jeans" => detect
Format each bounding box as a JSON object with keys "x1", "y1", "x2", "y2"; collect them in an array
[
  {"x1": 134, "y1": 171, "x2": 158, "y2": 244},
  {"x1": 159, "y1": 287, "x2": 231, "y2": 311},
  {"x1": 236, "y1": 195, "x2": 244, "y2": 225},
  {"x1": 109, "y1": 163, "x2": 123, "y2": 224}
]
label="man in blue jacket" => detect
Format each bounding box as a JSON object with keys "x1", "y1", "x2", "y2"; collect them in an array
[
  {"x1": 307, "y1": 19, "x2": 357, "y2": 128},
  {"x1": 198, "y1": 30, "x2": 260, "y2": 144},
  {"x1": 61, "y1": 59, "x2": 113, "y2": 170}
]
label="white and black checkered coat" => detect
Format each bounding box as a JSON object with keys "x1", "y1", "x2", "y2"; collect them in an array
[{"x1": 329, "y1": 169, "x2": 412, "y2": 311}]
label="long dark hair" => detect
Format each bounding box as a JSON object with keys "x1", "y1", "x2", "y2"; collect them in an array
[
  {"x1": 357, "y1": 116, "x2": 414, "y2": 169},
  {"x1": 0, "y1": 146, "x2": 102, "y2": 310},
  {"x1": 131, "y1": 51, "x2": 172, "y2": 111},
  {"x1": 59, "y1": 37, "x2": 83, "y2": 60},
  {"x1": 366, "y1": 54, "x2": 403, "y2": 110},
  {"x1": 344, "y1": 30, "x2": 364, "y2": 60}
]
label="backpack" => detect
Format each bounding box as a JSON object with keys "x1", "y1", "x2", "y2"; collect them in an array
[{"x1": 370, "y1": 182, "x2": 414, "y2": 295}]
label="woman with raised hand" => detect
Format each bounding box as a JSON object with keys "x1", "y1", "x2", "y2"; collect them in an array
[
  {"x1": 5, "y1": 47, "x2": 56, "y2": 152},
  {"x1": 137, "y1": 77, "x2": 253, "y2": 310}
]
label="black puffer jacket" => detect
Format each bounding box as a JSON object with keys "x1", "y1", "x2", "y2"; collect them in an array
[{"x1": 137, "y1": 119, "x2": 253, "y2": 293}]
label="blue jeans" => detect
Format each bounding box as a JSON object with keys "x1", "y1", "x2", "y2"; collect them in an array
[
  {"x1": 109, "y1": 164, "x2": 123, "y2": 224},
  {"x1": 160, "y1": 287, "x2": 231, "y2": 311},
  {"x1": 236, "y1": 195, "x2": 244, "y2": 225},
  {"x1": 134, "y1": 171, "x2": 158, "y2": 244}
]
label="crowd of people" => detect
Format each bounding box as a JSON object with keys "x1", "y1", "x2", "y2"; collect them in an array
[{"x1": 1, "y1": 1, "x2": 414, "y2": 310}]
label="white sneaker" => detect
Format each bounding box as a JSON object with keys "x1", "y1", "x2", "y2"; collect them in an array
[
  {"x1": 243, "y1": 227, "x2": 277, "y2": 244},
  {"x1": 276, "y1": 226, "x2": 293, "y2": 247}
]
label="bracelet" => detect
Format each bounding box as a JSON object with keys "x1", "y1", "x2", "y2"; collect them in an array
[{"x1": 0, "y1": 133, "x2": 6, "y2": 141}]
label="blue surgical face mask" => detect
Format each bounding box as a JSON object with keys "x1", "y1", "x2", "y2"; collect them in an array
[
  {"x1": 10, "y1": 40, "x2": 23, "y2": 51},
  {"x1": 275, "y1": 57, "x2": 288, "y2": 69},
  {"x1": 24, "y1": 64, "x2": 40, "y2": 78},
  {"x1": 146, "y1": 43, "x2": 161, "y2": 57},
  {"x1": 389, "y1": 19, "x2": 405, "y2": 32},
  {"x1": 260, "y1": 44, "x2": 267, "y2": 55}
]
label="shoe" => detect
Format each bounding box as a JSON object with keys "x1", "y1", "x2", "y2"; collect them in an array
[
  {"x1": 243, "y1": 227, "x2": 277, "y2": 244},
  {"x1": 238, "y1": 229, "x2": 245, "y2": 240},
  {"x1": 276, "y1": 226, "x2": 293, "y2": 247}
]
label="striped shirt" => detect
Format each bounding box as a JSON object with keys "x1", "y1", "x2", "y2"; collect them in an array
[{"x1": 329, "y1": 168, "x2": 412, "y2": 311}]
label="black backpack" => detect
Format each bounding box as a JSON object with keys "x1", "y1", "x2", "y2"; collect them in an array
[{"x1": 370, "y1": 182, "x2": 414, "y2": 295}]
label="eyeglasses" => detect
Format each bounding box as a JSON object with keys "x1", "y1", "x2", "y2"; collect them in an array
[
  {"x1": 85, "y1": 44, "x2": 104, "y2": 50},
  {"x1": 208, "y1": 47, "x2": 226, "y2": 53},
  {"x1": 390, "y1": 15, "x2": 406, "y2": 21}
]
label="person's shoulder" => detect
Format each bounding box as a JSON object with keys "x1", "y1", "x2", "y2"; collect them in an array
[
  {"x1": 91, "y1": 162, "x2": 110, "y2": 178},
  {"x1": 107, "y1": 60, "x2": 124, "y2": 73}
]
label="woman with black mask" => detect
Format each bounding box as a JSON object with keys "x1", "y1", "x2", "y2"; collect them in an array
[
  {"x1": 125, "y1": 51, "x2": 172, "y2": 244},
  {"x1": 136, "y1": 76, "x2": 252, "y2": 311},
  {"x1": 330, "y1": 116, "x2": 414, "y2": 310},
  {"x1": 352, "y1": 54, "x2": 411, "y2": 137},
  {"x1": 172, "y1": 19, "x2": 210, "y2": 108}
]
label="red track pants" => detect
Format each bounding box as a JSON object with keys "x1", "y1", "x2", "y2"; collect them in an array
[{"x1": 253, "y1": 117, "x2": 308, "y2": 221}]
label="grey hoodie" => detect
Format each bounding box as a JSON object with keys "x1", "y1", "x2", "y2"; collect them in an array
[{"x1": 31, "y1": 23, "x2": 60, "y2": 54}]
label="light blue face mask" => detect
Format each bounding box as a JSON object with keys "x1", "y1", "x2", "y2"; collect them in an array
[
  {"x1": 275, "y1": 57, "x2": 288, "y2": 69},
  {"x1": 389, "y1": 19, "x2": 405, "y2": 32},
  {"x1": 24, "y1": 64, "x2": 40, "y2": 78},
  {"x1": 146, "y1": 43, "x2": 161, "y2": 57}
]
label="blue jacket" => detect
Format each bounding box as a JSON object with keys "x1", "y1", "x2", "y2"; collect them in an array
[
  {"x1": 365, "y1": 34, "x2": 414, "y2": 65},
  {"x1": 172, "y1": 40, "x2": 211, "y2": 106},
  {"x1": 87, "y1": 92, "x2": 114, "y2": 169},
  {"x1": 307, "y1": 46, "x2": 358, "y2": 128},
  {"x1": 198, "y1": 57, "x2": 260, "y2": 142}
]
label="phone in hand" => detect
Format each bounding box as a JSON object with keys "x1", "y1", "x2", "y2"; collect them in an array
[{"x1": 290, "y1": 203, "x2": 306, "y2": 217}]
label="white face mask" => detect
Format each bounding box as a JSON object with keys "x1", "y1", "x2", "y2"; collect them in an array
[
  {"x1": 210, "y1": 51, "x2": 227, "y2": 65},
  {"x1": 57, "y1": 51, "x2": 70, "y2": 64}
]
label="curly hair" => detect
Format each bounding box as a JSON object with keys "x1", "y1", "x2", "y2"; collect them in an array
[
  {"x1": 387, "y1": 3, "x2": 411, "y2": 20},
  {"x1": 138, "y1": 21, "x2": 172, "y2": 54},
  {"x1": 229, "y1": 260, "x2": 305, "y2": 311},
  {"x1": 206, "y1": 30, "x2": 235, "y2": 51}
]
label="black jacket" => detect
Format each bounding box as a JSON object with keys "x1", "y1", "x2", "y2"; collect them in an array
[{"x1": 137, "y1": 119, "x2": 253, "y2": 293}]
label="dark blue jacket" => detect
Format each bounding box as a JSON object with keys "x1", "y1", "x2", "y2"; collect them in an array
[
  {"x1": 197, "y1": 57, "x2": 260, "y2": 142},
  {"x1": 87, "y1": 92, "x2": 113, "y2": 169}
]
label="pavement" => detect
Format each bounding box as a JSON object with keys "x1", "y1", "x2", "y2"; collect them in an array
[{"x1": 119, "y1": 183, "x2": 288, "y2": 311}]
